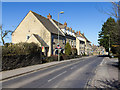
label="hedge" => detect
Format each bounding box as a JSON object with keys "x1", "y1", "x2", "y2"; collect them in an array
[{"x1": 2, "y1": 42, "x2": 42, "y2": 71}]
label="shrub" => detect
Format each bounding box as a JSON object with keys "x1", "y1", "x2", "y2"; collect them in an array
[
  {"x1": 2, "y1": 42, "x2": 42, "y2": 71},
  {"x1": 71, "y1": 48, "x2": 77, "y2": 55},
  {"x1": 82, "y1": 53, "x2": 87, "y2": 56},
  {"x1": 2, "y1": 54, "x2": 42, "y2": 71},
  {"x1": 46, "y1": 55, "x2": 58, "y2": 62},
  {"x1": 2, "y1": 42, "x2": 41, "y2": 56},
  {"x1": 65, "y1": 42, "x2": 71, "y2": 56},
  {"x1": 61, "y1": 54, "x2": 69, "y2": 60}
]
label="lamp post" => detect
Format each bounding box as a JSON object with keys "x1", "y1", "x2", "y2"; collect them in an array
[
  {"x1": 107, "y1": 34, "x2": 110, "y2": 55},
  {"x1": 58, "y1": 11, "x2": 64, "y2": 61}
]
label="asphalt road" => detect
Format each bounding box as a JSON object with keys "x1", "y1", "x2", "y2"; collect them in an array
[{"x1": 2, "y1": 56, "x2": 104, "y2": 88}]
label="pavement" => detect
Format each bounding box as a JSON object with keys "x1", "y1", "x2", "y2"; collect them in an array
[
  {"x1": 0, "y1": 55, "x2": 93, "y2": 81},
  {"x1": 86, "y1": 57, "x2": 119, "y2": 89},
  {"x1": 2, "y1": 56, "x2": 103, "y2": 88}
]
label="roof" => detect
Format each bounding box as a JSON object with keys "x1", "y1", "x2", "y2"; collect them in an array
[
  {"x1": 59, "y1": 25, "x2": 65, "y2": 29},
  {"x1": 81, "y1": 33, "x2": 91, "y2": 43},
  {"x1": 31, "y1": 11, "x2": 64, "y2": 36},
  {"x1": 52, "y1": 19, "x2": 63, "y2": 26},
  {"x1": 33, "y1": 34, "x2": 49, "y2": 47}
]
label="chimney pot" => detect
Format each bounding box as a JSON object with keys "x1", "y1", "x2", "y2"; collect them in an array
[
  {"x1": 79, "y1": 31, "x2": 81, "y2": 35},
  {"x1": 47, "y1": 13, "x2": 52, "y2": 19},
  {"x1": 76, "y1": 31, "x2": 78, "y2": 34},
  {"x1": 69, "y1": 27, "x2": 72, "y2": 32},
  {"x1": 64, "y1": 22, "x2": 67, "y2": 26},
  {"x1": 72, "y1": 30, "x2": 74, "y2": 33}
]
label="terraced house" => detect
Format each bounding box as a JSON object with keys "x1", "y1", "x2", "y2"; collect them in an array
[
  {"x1": 75, "y1": 31, "x2": 86, "y2": 55},
  {"x1": 12, "y1": 10, "x2": 92, "y2": 56}
]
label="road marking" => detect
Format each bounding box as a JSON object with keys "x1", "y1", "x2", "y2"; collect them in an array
[
  {"x1": 71, "y1": 66, "x2": 76, "y2": 69},
  {"x1": 48, "y1": 71, "x2": 67, "y2": 82},
  {"x1": 100, "y1": 58, "x2": 104, "y2": 66}
]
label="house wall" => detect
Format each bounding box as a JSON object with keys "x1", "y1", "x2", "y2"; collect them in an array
[
  {"x1": 27, "y1": 34, "x2": 41, "y2": 46},
  {"x1": 12, "y1": 11, "x2": 52, "y2": 56},
  {"x1": 51, "y1": 34, "x2": 65, "y2": 55},
  {"x1": 76, "y1": 38, "x2": 80, "y2": 55},
  {"x1": 66, "y1": 35, "x2": 76, "y2": 48},
  {"x1": 80, "y1": 41, "x2": 85, "y2": 55},
  {"x1": 76, "y1": 37, "x2": 86, "y2": 55}
]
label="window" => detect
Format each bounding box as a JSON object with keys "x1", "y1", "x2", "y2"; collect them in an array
[
  {"x1": 27, "y1": 35, "x2": 30, "y2": 40},
  {"x1": 71, "y1": 40, "x2": 73, "y2": 46},
  {"x1": 74, "y1": 41, "x2": 76, "y2": 46},
  {"x1": 63, "y1": 39, "x2": 64, "y2": 44},
  {"x1": 69, "y1": 40, "x2": 70, "y2": 44}
]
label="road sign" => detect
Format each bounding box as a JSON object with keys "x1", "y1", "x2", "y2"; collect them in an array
[
  {"x1": 57, "y1": 45, "x2": 61, "y2": 49},
  {"x1": 42, "y1": 46, "x2": 45, "y2": 52},
  {"x1": 112, "y1": 45, "x2": 120, "y2": 47}
]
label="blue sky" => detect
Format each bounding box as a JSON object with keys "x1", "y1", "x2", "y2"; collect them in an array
[{"x1": 2, "y1": 2, "x2": 113, "y2": 45}]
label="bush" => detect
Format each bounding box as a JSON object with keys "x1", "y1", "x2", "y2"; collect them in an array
[
  {"x1": 2, "y1": 42, "x2": 41, "y2": 56},
  {"x1": 46, "y1": 55, "x2": 58, "y2": 62},
  {"x1": 65, "y1": 42, "x2": 71, "y2": 55},
  {"x1": 61, "y1": 54, "x2": 69, "y2": 60},
  {"x1": 2, "y1": 54, "x2": 42, "y2": 71},
  {"x1": 71, "y1": 48, "x2": 77, "y2": 55},
  {"x1": 82, "y1": 53, "x2": 87, "y2": 56},
  {"x1": 2, "y1": 42, "x2": 42, "y2": 71}
]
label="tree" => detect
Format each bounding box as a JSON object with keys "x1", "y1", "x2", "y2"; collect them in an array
[
  {"x1": 98, "y1": 17, "x2": 117, "y2": 52},
  {"x1": 0, "y1": 25, "x2": 12, "y2": 45},
  {"x1": 98, "y1": 2, "x2": 120, "y2": 69},
  {"x1": 65, "y1": 42, "x2": 71, "y2": 56}
]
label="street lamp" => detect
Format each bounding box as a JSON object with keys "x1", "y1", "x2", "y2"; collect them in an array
[
  {"x1": 58, "y1": 11, "x2": 64, "y2": 61},
  {"x1": 107, "y1": 34, "x2": 110, "y2": 54}
]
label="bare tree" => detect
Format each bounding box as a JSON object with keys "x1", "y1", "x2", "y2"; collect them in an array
[
  {"x1": 96, "y1": 2, "x2": 119, "y2": 20},
  {"x1": 0, "y1": 25, "x2": 12, "y2": 45}
]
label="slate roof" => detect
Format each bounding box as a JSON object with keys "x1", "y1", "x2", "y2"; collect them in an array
[
  {"x1": 33, "y1": 34, "x2": 49, "y2": 47},
  {"x1": 52, "y1": 19, "x2": 63, "y2": 26},
  {"x1": 75, "y1": 34, "x2": 83, "y2": 38},
  {"x1": 59, "y1": 25, "x2": 65, "y2": 29},
  {"x1": 31, "y1": 11, "x2": 64, "y2": 36},
  {"x1": 81, "y1": 33, "x2": 90, "y2": 43}
]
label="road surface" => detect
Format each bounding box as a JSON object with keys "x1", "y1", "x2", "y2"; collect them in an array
[{"x1": 2, "y1": 56, "x2": 104, "y2": 88}]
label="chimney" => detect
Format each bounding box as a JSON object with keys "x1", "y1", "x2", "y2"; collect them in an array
[
  {"x1": 72, "y1": 30, "x2": 74, "y2": 33},
  {"x1": 69, "y1": 27, "x2": 72, "y2": 32},
  {"x1": 64, "y1": 22, "x2": 67, "y2": 26},
  {"x1": 76, "y1": 31, "x2": 78, "y2": 34},
  {"x1": 79, "y1": 31, "x2": 81, "y2": 35},
  {"x1": 47, "y1": 13, "x2": 52, "y2": 19}
]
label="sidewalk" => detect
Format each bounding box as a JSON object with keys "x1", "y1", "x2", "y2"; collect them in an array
[
  {"x1": 0, "y1": 56, "x2": 93, "y2": 81},
  {"x1": 87, "y1": 57, "x2": 119, "y2": 89}
]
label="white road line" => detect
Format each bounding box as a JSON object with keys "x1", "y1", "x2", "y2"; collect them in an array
[
  {"x1": 71, "y1": 66, "x2": 76, "y2": 69},
  {"x1": 100, "y1": 58, "x2": 104, "y2": 66},
  {"x1": 48, "y1": 71, "x2": 67, "y2": 82}
]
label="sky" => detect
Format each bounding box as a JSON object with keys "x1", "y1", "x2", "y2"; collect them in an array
[{"x1": 2, "y1": 2, "x2": 114, "y2": 45}]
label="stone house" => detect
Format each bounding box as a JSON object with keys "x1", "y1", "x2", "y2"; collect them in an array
[
  {"x1": 92, "y1": 45, "x2": 106, "y2": 55},
  {"x1": 12, "y1": 11, "x2": 65, "y2": 56},
  {"x1": 12, "y1": 10, "x2": 93, "y2": 56},
  {"x1": 75, "y1": 31, "x2": 86, "y2": 55},
  {"x1": 59, "y1": 22, "x2": 76, "y2": 48},
  {"x1": 81, "y1": 33, "x2": 92, "y2": 55}
]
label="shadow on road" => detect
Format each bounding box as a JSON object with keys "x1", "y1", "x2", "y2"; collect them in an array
[
  {"x1": 98, "y1": 55, "x2": 119, "y2": 69},
  {"x1": 97, "y1": 55, "x2": 109, "y2": 57},
  {"x1": 107, "y1": 62, "x2": 119, "y2": 69},
  {"x1": 87, "y1": 79, "x2": 120, "y2": 89}
]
